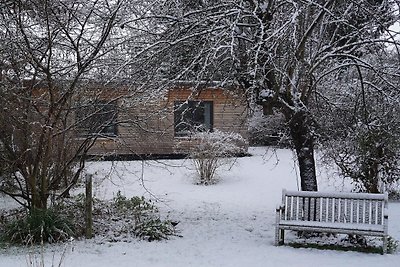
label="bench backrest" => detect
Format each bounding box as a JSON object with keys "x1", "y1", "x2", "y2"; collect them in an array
[{"x1": 281, "y1": 190, "x2": 388, "y2": 226}]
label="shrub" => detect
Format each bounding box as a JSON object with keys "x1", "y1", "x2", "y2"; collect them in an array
[
  {"x1": 190, "y1": 130, "x2": 247, "y2": 185},
  {"x1": 387, "y1": 235, "x2": 399, "y2": 254},
  {"x1": 2, "y1": 208, "x2": 74, "y2": 244},
  {"x1": 134, "y1": 218, "x2": 175, "y2": 242},
  {"x1": 111, "y1": 191, "x2": 176, "y2": 241},
  {"x1": 114, "y1": 192, "x2": 156, "y2": 213},
  {"x1": 388, "y1": 186, "x2": 400, "y2": 201},
  {"x1": 1, "y1": 192, "x2": 176, "y2": 244}
]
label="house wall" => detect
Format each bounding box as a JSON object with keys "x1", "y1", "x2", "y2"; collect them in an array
[
  {"x1": 167, "y1": 87, "x2": 248, "y2": 154},
  {"x1": 85, "y1": 86, "x2": 248, "y2": 157}
]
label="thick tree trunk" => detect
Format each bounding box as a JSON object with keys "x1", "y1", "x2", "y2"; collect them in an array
[
  {"x1": 363, "y1": 159, "x2": 381, "y2": 193},
  {"x1": 31, "y1": 188, "x2": 47, "y2": 210},
  {"x1": 287, "y1": 110, "x2": 318, "y2": 191}
]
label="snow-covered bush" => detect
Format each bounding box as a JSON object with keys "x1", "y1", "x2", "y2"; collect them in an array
[
  {"x1": 134, "y1": 218, "x2": 176, "y2": 242},
  {"x1": 190, "y1": 130, "x2": 247, "y2": 185},
  {"x1": 316, "y1": 56, "x2": 400, "y2": 194},
  {"x1": 387, "y1": 236, "x2": 399, "y2": 254},
  {"x1": 1, "y1": 192, "x2": 177, "y2": 244},
  {"x1": 248, "y1": 107, "x2": 290, "y2": 147},
  {"x1": 109, "y1": 192, "x2": 176, "y2": 242},
  {"x1": 322, "y1": 120, "x2": 400, "y2": 193}
]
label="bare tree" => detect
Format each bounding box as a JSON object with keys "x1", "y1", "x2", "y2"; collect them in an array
[
  {"x1": 0, "y1": 0, "x2": 127, "y2": 209},
  {"x1": 140, "y1": 0, "x2": 400, "y2": 191}
]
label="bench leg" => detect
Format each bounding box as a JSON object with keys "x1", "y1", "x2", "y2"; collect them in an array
[
  {"x1": 275, "y1": 227, "x2": 280, "y2": 246},
  {"x1": 275, "y1": 227, "x2": 285, "y2": 246},
  {"x1": 382, "y1": 235, "x2": 388, "y2": 254}
]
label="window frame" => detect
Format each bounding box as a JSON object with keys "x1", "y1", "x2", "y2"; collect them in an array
[
  {"x1": 76, "y1": 100, "x2": 118, "y2": 138},
  {"x1": 174, "y1": 100, "x2": 213, "y2": 137}
]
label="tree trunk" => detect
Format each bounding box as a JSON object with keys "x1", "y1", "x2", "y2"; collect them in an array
[
  {"x1": 31, "y1": 188, "x2": 47, "y2": 210},
  {"x1": 287, "y1": 110, "x2": 318, "y2": 191},
  {"x1": 363, "y1": 159, "x2": 380, "y2": 193}
]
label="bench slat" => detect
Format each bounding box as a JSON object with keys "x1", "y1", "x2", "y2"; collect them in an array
[
  {"x1": 279, "y1": 220, "x2": 385, "y2": 233},
  {"x1": 284, "y1": 190, "x2": 388, "y2": 200}
]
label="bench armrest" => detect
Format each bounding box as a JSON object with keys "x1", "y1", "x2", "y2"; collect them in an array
[
  {"x1": 384, "y1": 210, "x2": 389, "y2": 219},
  {"x1": 276, "y1": 204, "x2": 285, "y2": 212},
  {"x1": 276, "y1": 204, "x2": 285, "y2": 224}
]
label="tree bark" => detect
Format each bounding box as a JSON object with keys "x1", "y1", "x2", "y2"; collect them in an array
[{"x1": 287, "y1": 110, "x2": 318, "y2": 191}]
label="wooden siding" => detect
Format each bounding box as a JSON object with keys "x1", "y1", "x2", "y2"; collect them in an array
[
  {"x1": 85, "y1": 87, "x2": 248, "y2": 156},
  {"x1": 167, "y1": 87, "x2": 247, "y2": 154}
]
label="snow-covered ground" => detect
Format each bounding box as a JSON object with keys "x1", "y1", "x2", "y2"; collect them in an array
[{"x1": 1, "y1": 147, "x2": 399, "y2": 267}]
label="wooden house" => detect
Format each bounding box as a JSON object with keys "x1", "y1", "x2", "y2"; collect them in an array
[{"x1": 77, "y1": 83, "x2": 248, "y2": 159}]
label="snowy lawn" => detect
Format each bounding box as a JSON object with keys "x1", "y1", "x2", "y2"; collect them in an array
[{"x1": 1, "y1": 147, "x2": 399, "y2": 267}]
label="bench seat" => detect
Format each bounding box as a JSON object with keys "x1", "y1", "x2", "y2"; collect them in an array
[{"x1": 279, "y1": 220, "x2": 385, "y2": 236}]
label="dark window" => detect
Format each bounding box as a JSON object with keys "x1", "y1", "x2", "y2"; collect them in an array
[
  {"x1": 174, "y1": 101, "x2": 213, "y2": 137},
  {"x1": 76, "y1": 100, "x2": 118, "y2": 137}
]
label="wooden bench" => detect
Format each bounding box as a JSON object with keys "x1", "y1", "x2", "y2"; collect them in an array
[{"x1": 275, "y1": 189, "x2": 389, "y2": 253}]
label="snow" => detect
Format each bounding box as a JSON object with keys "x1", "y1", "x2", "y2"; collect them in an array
[
  {"x1": 259, "y1": 89, "x2": 274, "y2": 99},
  {"x1": 1, "y1": 147, "x2": 399, "y2": 267}
]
